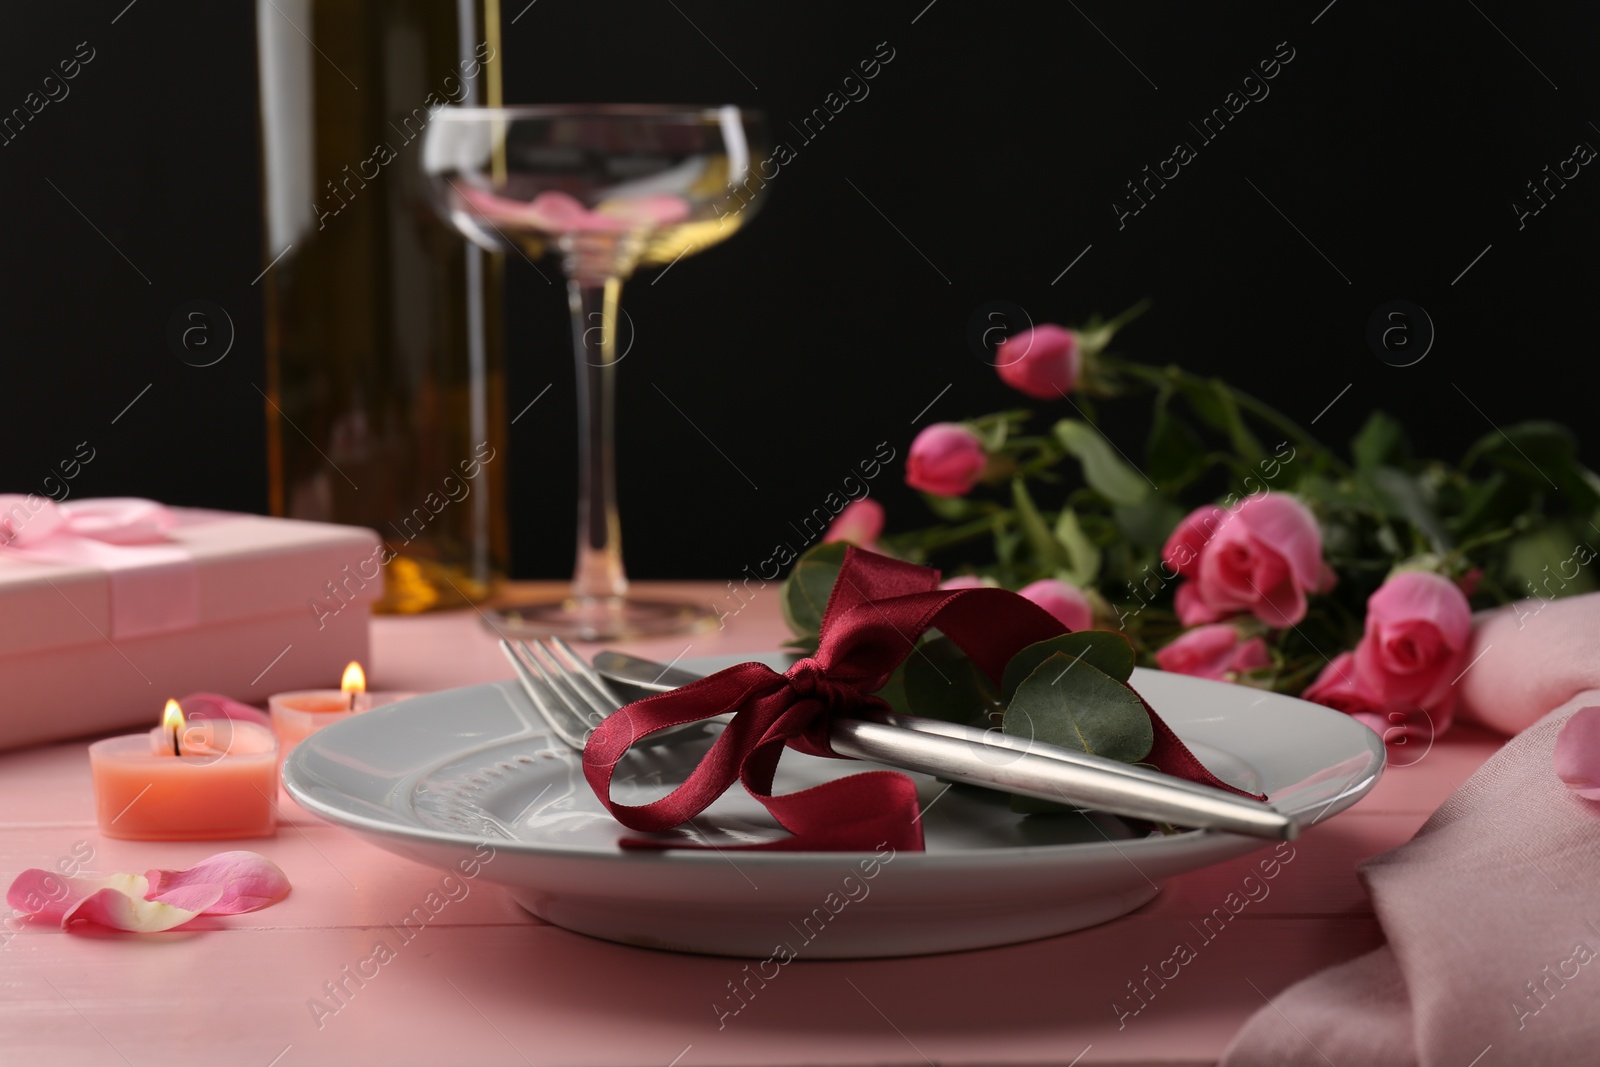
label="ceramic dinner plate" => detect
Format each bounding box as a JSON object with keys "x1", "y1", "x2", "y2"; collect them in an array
[{"x1": 284, "y1": 653, "x2": 1385, "y2": 959}]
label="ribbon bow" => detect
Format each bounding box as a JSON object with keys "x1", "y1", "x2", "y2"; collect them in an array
[
  {"x1": 0, "y1": 496, "x2": 199, "y2": 638},
  {"x1": 584, "y1": 548, "x2": 1252, "y2": 852}
]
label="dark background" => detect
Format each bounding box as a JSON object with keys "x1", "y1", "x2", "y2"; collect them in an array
[{"x1": 2, "y1": 1, "x2": 1594, "y2": 580}]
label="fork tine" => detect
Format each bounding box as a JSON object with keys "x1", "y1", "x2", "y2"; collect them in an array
[
  {"x1": 497, "y1": 639, "x2": 589, "y2": 751},
  {"x1": 521, "y1": 640, "x2": 611, "y2": 738},
  {"x1": 545, "y1": 637, "x2": 625, "y2": 717},
  {"x1": 533, "y1": 639, "x2": 619, "y2": 729}
]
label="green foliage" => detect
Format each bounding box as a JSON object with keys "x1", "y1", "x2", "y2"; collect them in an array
[
  {"x1": 902, "y1": 635, "x2": 1003, "y2": 725},
  {"x1": 1053, "y1": 419, "x2": 1149, "y2": 507},
  {"x1": 1000, "y1": 633, "x2": 1136, "y2": 701},
  {"x1": 780, "y1": 542, "x2": 848, "y2": 644},
  {"x1": 775, "y1": 300, "x2": 1599, "y2": 705},
  {"x1": 1003, "y1": 653, "x2": 1154, "y2": 764}
]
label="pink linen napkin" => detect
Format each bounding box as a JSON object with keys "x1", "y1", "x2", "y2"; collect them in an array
[{"x1": 1222, "y1": 594, "x2": 1600, "y2": 1067}]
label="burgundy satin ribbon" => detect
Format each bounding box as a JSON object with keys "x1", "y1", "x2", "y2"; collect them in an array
[{"x1": 583, "y1": 547, "x2": 1259, "y2": 852}]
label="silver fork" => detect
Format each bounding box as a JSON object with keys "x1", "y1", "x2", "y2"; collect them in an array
[{"x1": 499, "y1": 637, "x2": 708, "y2": 750}]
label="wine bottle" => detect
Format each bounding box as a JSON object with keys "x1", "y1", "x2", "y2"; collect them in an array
[{"x1": 256, "y1": 0, "x2": 508, "y2": 612}]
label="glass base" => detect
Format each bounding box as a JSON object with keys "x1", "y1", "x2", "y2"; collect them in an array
[{"x1": 483, "y1": 595, "x2": 717, "y2": 641}]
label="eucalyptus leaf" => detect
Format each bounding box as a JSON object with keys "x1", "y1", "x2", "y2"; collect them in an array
[
  {"x1": 871, "y1": 660, "x2": 913, "y2": 716},
  {"x1": 903, "y1": 635, "x2": 1003, "y2": 725},
  {"x1": 1054, "y1": 419, "x2": 1150, "y2": 507},
  {"x1": 1002, "y1": 653, "x2": 1153, "y2": 764},
  {"x1": 1001, "y1": 632, "x2": 1137, "y2": 702},
  {"x1": 1009, "y1": 793, "x2": 1076, "y2": 815},
  {"x1": 779, "y1": 541, "x2": 848, "y2": 639}
]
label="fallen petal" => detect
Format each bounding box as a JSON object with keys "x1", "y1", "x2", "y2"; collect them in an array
[
  {"x1": 145, "y1": 851, "x2": 291, "y2": 914},
  {"x1": 6, "y1": 868, "x2": 92, "y2": 924},
  {"x1": 65, "y1": 874, "x2": 220, "y2": 933},
  {"x1": 1554, "y1": 706, "x2": 1600, "y2": 801}
]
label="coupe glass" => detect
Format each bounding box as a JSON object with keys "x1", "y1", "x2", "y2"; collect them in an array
[{"x1": 423, "y1": 105, "x2": 768, "y2": 639}]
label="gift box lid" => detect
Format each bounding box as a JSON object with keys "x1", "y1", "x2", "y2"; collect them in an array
[{"x1": 0, "y1": 507, "x2": 383, "y2": 659}]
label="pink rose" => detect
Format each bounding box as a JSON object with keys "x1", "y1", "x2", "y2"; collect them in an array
[
  {"x1": 1301, "y1": 654, "x2": 1435, "y2": 747},
  {"x1": 1163, "y1": 493, "x2": 1333, "y2": 628},
  {"x1": 906, "y1": 423, "x2": 987, "y2": 497},
  {"x1": 822, "y1": 499, "x2": 884, "y2": 548},
  {"x1": 1303, "y1": 652, "x2": 1382, "y2": 719},
  {"x1": 939, "y1": 574, "x2": 989, "y2": 590},
  {"x1": 1553, "y1": 707, "x2": 1600, "y2": 800},
  {"x1": 1017, "y1": 579, "x2": 1093, "y2": 632},
  {"x1": 1155, "y1": 624, "x2": 1270, "y2": 682},
  {"x1": 1352, "y1": 570, "x2": 1472, "y2": 717},
  {"x1": 995, "y1": 325, "x2": 1082, "y2": 399},
  {"x1": 1301, "y1": 571, "x2": 1473, "y2": 745}
]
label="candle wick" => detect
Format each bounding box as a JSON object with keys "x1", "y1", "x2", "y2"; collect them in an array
[
  {"x1": 349, "y1": 691, "x2": 356, "y2": 711},
  {"x1": 172, "y1": 726, "x2": 181, "y2": 757}
]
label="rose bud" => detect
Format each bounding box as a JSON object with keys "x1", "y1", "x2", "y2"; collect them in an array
[
  {"x1": 1017, "y1": 578, "x2": 1094, "y2": 632},
  {"x1": 995, "y1": 324, "x2": 1083, "y2": 400},
  {"x1": 905, "y1": 423, "x2": 987, "y2": 497}
]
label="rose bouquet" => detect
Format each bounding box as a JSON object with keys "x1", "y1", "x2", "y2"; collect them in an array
[{"x1": 781, "y1": 303, "x2": 1600, "y2": 749}]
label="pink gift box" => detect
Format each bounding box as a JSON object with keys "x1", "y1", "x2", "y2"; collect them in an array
[{"x1": 0, "y1": 506, "x2": 382, "y2": 750}]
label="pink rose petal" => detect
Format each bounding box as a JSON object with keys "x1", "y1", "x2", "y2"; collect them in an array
[
  {"x1": 6, "y1": 850, "x2": 290, "y2": 934},
  {"x1": 145, "y1": 851, "x2": 291, "y2": 915},
  {"x1": 66, "y1": 875, "x2": 220, "y2": 933},
  {"x1": 1554, "y1": 706, "x2": 1600, "y2": 801},
  {"x1": 6, "y1": 868, "x2": 84, "y2": 924}
]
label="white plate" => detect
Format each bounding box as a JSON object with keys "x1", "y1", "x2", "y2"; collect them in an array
[{"x1": 284, "y1": 654, "x2": 1384, "y2": 958}]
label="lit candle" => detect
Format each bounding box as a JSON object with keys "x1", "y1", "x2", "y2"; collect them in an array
[
  {"x1": 269, "y1": 661, "x2": 414, "y2": 752},
  {"x1": 89, "y1": 699, "x2": 278, "y2": 840}
]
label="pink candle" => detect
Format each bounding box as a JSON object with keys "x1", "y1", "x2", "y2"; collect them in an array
[
  {"x1": 89, "y1": 700, "x2": 278, "y2": 840},
  {"x1": 269, "y1": 661, "x2": 413, "y2": 752}
]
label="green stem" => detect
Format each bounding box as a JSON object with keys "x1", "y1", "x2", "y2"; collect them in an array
[
  {"x1": 1441, "y1": 525, "x2": 1519, "y2": 565},
  {"x1": 1100, "y1": 356, "x2": 1349, "y2": 476}
]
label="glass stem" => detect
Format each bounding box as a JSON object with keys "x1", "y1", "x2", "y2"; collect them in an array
[{"x1": 567, "y1": 277, "x2": 628, "y2": 601}]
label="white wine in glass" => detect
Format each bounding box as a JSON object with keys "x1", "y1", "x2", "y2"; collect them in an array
[{"x1": 422, "y1": 104, "x2": 768, "y2": 639}]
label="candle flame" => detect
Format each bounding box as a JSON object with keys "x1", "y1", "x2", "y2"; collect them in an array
[
  {"x1": 162, "y1": 698, "x2": 185, "y2": 756},
  {"x1": 341, "y1": 661, "x2": 366, "y2": 695}
]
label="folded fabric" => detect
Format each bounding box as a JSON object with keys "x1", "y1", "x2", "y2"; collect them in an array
[{"x1": 1222, "y1": 594, "x2": 1600, "y2": 1066}]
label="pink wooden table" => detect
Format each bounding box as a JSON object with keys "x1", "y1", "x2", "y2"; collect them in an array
[{"x1": 0, "y1": 582, "x2": 1503, "y2": 1066}]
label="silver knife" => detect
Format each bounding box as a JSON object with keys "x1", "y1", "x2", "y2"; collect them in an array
[{"x1": 592, "y1": 650, "x2": 1295, "y2": 840}]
